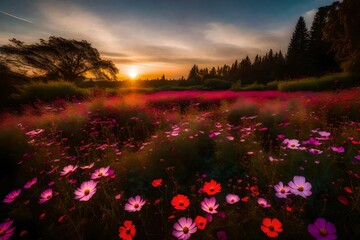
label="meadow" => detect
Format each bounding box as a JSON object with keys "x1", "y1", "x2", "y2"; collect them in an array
[{"x1": 1, "y1": 89, "x2": 360, "y2": 239}]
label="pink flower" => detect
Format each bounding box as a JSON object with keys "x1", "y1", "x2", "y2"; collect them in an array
[
  {"x1": 124, "y1": 196, "x2": 146, "y2": 212},
  {"x1": 283, "y1": 139, "x2": 300, "y2": 149},
  {"x1": 91, "y1": 166, "x2": 111, "y2": 179},
  {"x1": 257, "y1": 198, "x2": 271, "y2": 208},
  {"x1": 309, "y1": 148, "x2": 323, "y2": 155},
  {"x1": 288, "y1": 176, "x2": 312, "y2": 198},
  {"x1": 23, "y1": 177, "x2": 37, "y2": 189},
  {"x1": 308, "y1": 218, "x2": 337, "y2": 240},
  {"x1": 80, "y1": 162, "x2": 94, "y2": 169},
  {"x1": 3, "y1": 189, "x2": 21, "y2": 204},
  {"x1": 331, "y1": 146, "x2": 345, "y2": 153},
  {"x1": 0, "y1": 219, "x2": 15, "y2": 240},
  {"x1": 274, "y1": 181, "x2": 291, "y2": 198},
  {"x1": 226, "y1": 194, "x2": 240, "y2": 204},
  {"x1": 60, "y1": 165, "x2": 78, "y2": 176},
  {"x1": 201, "y1": 197, "x2": 219, "y2": 214},
  {"x1": 39, "y1": 189, "x2": 53, "y2": 204},
  {"x1": 74, "y1": 180, "x2": 97, "y2": 201},
  {"x1": 172, "y1": 217, "x2": 197, "y2": 240}
]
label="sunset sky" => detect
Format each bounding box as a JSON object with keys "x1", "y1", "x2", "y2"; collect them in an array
[{"x1": 0, "y1": 0, "x2": 337, "y2": 80}]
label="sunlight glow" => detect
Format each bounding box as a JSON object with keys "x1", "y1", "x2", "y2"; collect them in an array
[{"x1": 127, "y1": 66, "x2": 139, "y2": 79}]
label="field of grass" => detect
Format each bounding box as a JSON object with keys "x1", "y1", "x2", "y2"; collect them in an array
[{"x1": 1, "y1": 89, "x2": 360, "y2": 239}]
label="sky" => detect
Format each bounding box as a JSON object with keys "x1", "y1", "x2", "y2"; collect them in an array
[{"x1": 0, "y1": 0, "x2": 338, "y2": 80}]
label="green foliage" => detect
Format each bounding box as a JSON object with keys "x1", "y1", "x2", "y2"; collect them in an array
[
  {"x1": 203, "y1": 78, "x2": 231, "y2": 90},
  {"x1": 231, "y1": 81, "x2": 278, "y2": 91},
  {"x1": 16, "y1": 81, "x2": 88, "y2": 103}
]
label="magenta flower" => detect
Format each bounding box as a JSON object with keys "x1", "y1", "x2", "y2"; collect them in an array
[
  {"x1": 80, "y1": 162, "x2": 94, "y2": 169},
  {"x1": 288, "y1": 176, "x2": 312, "y2": 198},
  {"x1": 60, "y1": 165, "x2": 78, "y2": 176},
  {"x1": 0, "y1": 219, "x2": 15, "y2": 240},
  {"x1": 172, "y1": 217, "x2": 197, "y2": 240},
  {"x1": 274, "y1": 182, "x2": 291, "y2": 198},
  {"x1": 283, "y1": 139, "x2": 300, "y2": 149},
  {"x1": 23, "y1": 177, "x2": 37, "y2": 189},
  {"x1": 91, "y1": 166, "x2": 110, "y2": 179},
  {"x1": 257, "y1": 197, "x2": 271, "y2": 208},
  {"x1": 124, "y1": 196, "x2": 146, "y2": 212},
  {"x1": 308, "y1": 218, "x2": 337, "y2": 240},
  {"x1": 39, "y1": 189, "x2": 53, "y2": 204},
  {"x1": 201, "y1": 197, "x2": 219, "y2": 214},
  {"x1": 226, "y1": 194, "x2": 240, "y2": 204},
  {"x1": 74, "y1": 180, "x2": 97, "y2": 201},
  {"x1": 3, "y1": 189, "x2": 21, "y2": 204},
  {"x1": 331, "y1": 146, "x2": 345, "y2": 153},
  {"x1": 217, "y1": 230, "x2": 228, "y2": 240}
]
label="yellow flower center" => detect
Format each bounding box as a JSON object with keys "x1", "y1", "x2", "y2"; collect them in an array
[
  {"x1": 84, "y1": 189, "x2": 90, "y2": 195},
  {"x1": 98, "y1": 172, "x2": 103, "y2": 177},
  {"x1": 290, "y1": 144, "x2": 295, "y2": 147},
  {"x1": 183, "y1": 227, "x2": 189, "y2": 234},
  {"x1": 298, "y1": 186, "x2": 304, "y2": 192},
  {"x1": 319, "y1": 228, "x2": 327, "y2": 236}
]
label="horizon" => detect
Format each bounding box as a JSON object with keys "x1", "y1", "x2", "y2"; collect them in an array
[{"x1": 0, "y1": 0, "x2": 338, "y2": 80}]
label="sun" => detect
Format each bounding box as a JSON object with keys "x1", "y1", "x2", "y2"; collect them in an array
[{"x1": 127, "y1": 66, "x2": 139, "y2": 79}]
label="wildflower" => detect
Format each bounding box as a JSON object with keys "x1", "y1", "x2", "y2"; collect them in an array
[
  {"x1": 125, "y1": 196, "x2": 146, "y2": 212},
  {"x1": 39, "y1": 189, "x2": 53, "y2": 204},
  {"x1": 23, "y1": 177, "x2": 37, "y2": 189},
  {"x1": 274, "y1": 182, "x2": 291, "y2": 198},
  {"x1": 152, "y1": 179, "x2": 162, "y2": 187},
  {"x1": 3, "y1": 189, "x2": 21, "y2": 204},
  {"x1": 80, "y1": 162, "x2": 94, "y2": 169},
  {"x1": 0, "y1": 219, "x2": 15, "y2": 240},
  {"x1": 283, "y1": 139, "x2": 300, "y2": 149},
  {"x1": 201, "y1": 197, "x2": 219, "y2": 214},
  {"x1": 91, "y1": 166, "x2": 111, "y2": 179},
  {"x1": 261, "y1": 218, "x2": 283, "y2": 238},
  {"x1": 195, "y1": 216, "x2": 207, "y2": 230},
  {"x1": 217, "y1": 231, "x2": 227, "y2": 240},
  {"x1": 308, "y1": 218, "x2": 337, "y2": 240},
  {"x1": 172, "y1": 217, "x2": 197, "y2": 240},
  {"x1": 331, "y1": 146, "x2": 345, "y2": 153},
  {"x1": 119, "y1": 220, "x2": 136, "y2": 240},
  {"x1": 258, "y1": 198, "x2": 271, "y2": 208},
  {"x1": 203, "y1": 180, "x2": 221, "y2": 195},
  {"x1": 60, "y1": 165, "x2": 78, "y2": 176},
  {"x1": 74, "y1": 180, "x2": 97, "y2": 201},
  {"x1": 171, "y1": 194, "x2": 190, "y2": 210},
  {"x1": 226, "y1": 194, "x2": 240, "y2": 204},
  {"x1": 288, "y1": 176, "x2": 312, "y2": 198}
]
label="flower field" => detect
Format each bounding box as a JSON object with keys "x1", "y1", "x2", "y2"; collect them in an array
[{"x1": 1, "y1": 90, "x2": 360, "y2": 239}]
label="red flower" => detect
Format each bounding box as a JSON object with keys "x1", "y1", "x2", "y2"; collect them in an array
[
  {"x1": 195, "y1": 216, "x2": 207, "y2": 230},
  {"x1": 203, "y1": 180, "x2": 221, "y2": 195},
  {"x1": 171, "y1": 194, "x2": 190, "y2": 210},
  {"x1": 119, "y1": 220, "x2": 136, "y2": 240},
  {"x1": 152, "y1": 179, "x2": 162, "y2": 187},
  {"x1": 250, "y1": 186, "x2": 259, "y2": 196},
  {"x1": 261, "y1": 218, "x2": 283, "y2": 238}
]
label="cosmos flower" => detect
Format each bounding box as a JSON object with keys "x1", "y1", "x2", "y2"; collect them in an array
[
  {"x1": 308, "y1": 218, "x2": 337, "y2": 240},
  {"x1": 261, "y1": 218, "x2": 283, "y2": 238},
  {"x1": 258, "y1": 198, "x2": 271, "y2": 208},
  {"x1": 288, "y1": 176, "x2": 312, "y2": 198},
  {"x1": 60, "y1": 165, "x2": 78, "y2": 176},
  {"x1": 203, "y1": 180, "x2": 221, "y2": 195},
  {"x1": 3, "y1": 189, "x2": 21, "y2": 204},
  {"x1": 172, "y1": 217, "x2": 197, "y2": 240},
  {"x1": 23, "y1": 177, "x2": 37, "y2": 189},
  {"x1": 91, "y1": 166, "x2": 111, "y2": 179},
  {"x1": 124, "y1": 196, "x2": 146, "y2": 212},
  {"x1": 119, "y1": 220, "x2": 136, "y2": 240},
  {"x1": 195, "y1": 216, "x2": 207, "y2": 230},
  {"x1": 74, "y1": 180, "x2": 97, "y2": 201},
  {"x1": 274, "y1": 182, "x2": 291, "y2": 198},
  {"x1": 152, "y1": 179, "x2": 162, "y2": 187},
  {"x1": 79, "y1": 162, "x2": 94, "y2": 169},
  {"x1": 331, "y1": 146, "x2": 345, "y2": 153},
  {"x1": 0, "y1": 219, "x2": 15, "y2": 240},
  {"x1": 201, "y1": 197, "x2": 219, "y2": 214},
  {"x1": 226, "y1": 194, "x2": 240, "y2": 204},
  {"x1": 283, "y1": 139, "x2": 300, "y2": 149},
  {"x1": 171, "y1": 194, "x2": 190, "y2": 210},
  {"x1": 39, "y1": 189, "x2": 53, "y2": 204}
]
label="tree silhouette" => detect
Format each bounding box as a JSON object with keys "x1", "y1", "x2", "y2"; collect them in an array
[{"x1": 0, "y1": 36, "x2": 119, "y2": 82}]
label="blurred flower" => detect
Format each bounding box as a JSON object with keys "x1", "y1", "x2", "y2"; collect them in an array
[
  {"x1": 152, "y1": 179, "x2": 162, "y2": 187},
  {"x1": 195, "y1": 216, "x2": 207, "y2": 230},
  {"x1": 125, "y1": 196, "x2": 146, "y2": 212},
  {"x1": 60, "y1": 164, "x2": 78, "y2": 176},
  {"x1": 261, "y1": 218, "x2": 283, "y2": 238},
  {"x1": 172, "y1": 217, "x2": 197, "y2": 240},
  {"x1": 91, "y1": 166, "x2": 111, "y2": 179},
  {"x1": 308, "y1": 218, "x2": 337, "y2": 240},
  {"x1": 258, "y1": 198, "x2": 271, "y2": 208},
  {"x1": 288, "y1": 176, "x2": 312, "y2": 198},
  {"x1": 331, "y1": 146, "x2": 345, "y2": 153},
  {"x1": 23, "y1": 177, "x2": 37, "y2": 189},
  {"x1": 201, "y1": 197, "x2": 219, "y2": 214},
  {"x1": 0, "y1": 219, "x2": 15, "y2": 240},
  {"x1": 74, "y1": 180, "x2": 97, "y2": 201},
  {"x1": 203, "y1": 180, "x2": 221, "y2": 195},
  {"x1": 119, "y1": 220, "x2": 136, "y2": 240},
  {"x1": 217, "y1": 230, "x2": 227, "y2": 240},
  {"x1": 80, "y1": 162, "x2": 94, "y2": 169},
  {"x1": 226, "y1": 194, "x2": 240, "y2": 204},
  {"x1": 274, "y1": 182, "x2": 291, "y2": 198},
  {"x1": 39, "y1": 189, "x2": 53, "y2": 204},
  {"x1": 171, "y1": 194, "x2": 190, "y2": 210},
  {"x1": 283, "y1": 139, "x2": 300, "y2": 149},
  {"x1": 3, "y1": 189, "x2": 21, "y2": 204}
]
